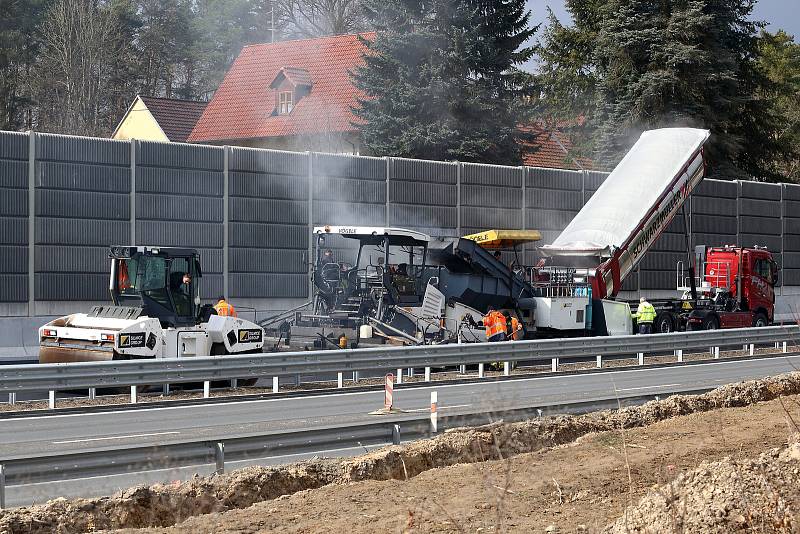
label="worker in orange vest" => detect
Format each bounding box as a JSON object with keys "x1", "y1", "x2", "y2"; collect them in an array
[
  {"x1": 505, "y1": 312, "x2": 522, "y2": 341},
  {"x1": 483, "y1": 306, "x2": 506, "y2": 342},
  {"x1": 118, "y1": 261, "x2": 131, "y2": 291},
  {"x1": 214, "y1": 296, "x2": 237, "y2": 317}
]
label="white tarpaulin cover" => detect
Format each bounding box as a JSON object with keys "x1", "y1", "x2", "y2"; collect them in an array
[{"x1": 541, "y1": 128, "x2": 710, "y2": 257}]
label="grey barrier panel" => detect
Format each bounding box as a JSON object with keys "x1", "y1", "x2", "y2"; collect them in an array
[
  {"x1": 34, "y1": 134, "x2": 131, "y2": 301},
  {"x1": 388, "y1": 157, "x2": 458, "y2": 236},
  {"x1": 583, "y1": 170, "x2": 607, "y2": 202},
  {"x1": 460, "y1": 163, "x2": 523, "y2": 237},
  {"x1": 3, "y1": 130, "x2": 800, "y2": 305},
  {"x1": 0, "y1": 130, "x2": 27, "y2": 302},
  {"x1": 0, "y1": 132, "x2": 29, "y2": 302},
  {"x1": 228, "y1": 147, "x2": 309, "y2": 298},
  {"x1": 136, "y1": 141, "x2": 224, "y2": 298},
  {"x1": 523, "y1": 167, "x2": 583, "y2": 265},
  {"x1": 311, "y1": 153, "x2": 386, "y2": 267},
  {"x1": 784, "y1": 184, "x2": 800, "y2": 286}
]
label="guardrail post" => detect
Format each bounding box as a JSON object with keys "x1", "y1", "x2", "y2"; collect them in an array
[
  {"x1": 504, "y1": 361, "x2": 510, "y2": 376},
  {"x1": 0, "y1": 463, "x2": 5, "y2": 510},
  {"x1": 337, "y1": 372, "x2": 343, "y2": 388},
  {"x1": 203, "y1": 381, "x2": 210, "y2": 398},
  {"x1": 353, "y1": 371, "x2": 359, "y2": 383},
  {"x1": 459, "y1": 364, "x2": 466, "y2": 374},
  {"x1": 424, "y1": 367, "x2": 431, "y2": 382},
  {"x1": 676, "y1": 349, "x2": 683, "y2": 363},
  {"x1": 48, "y1": 390, "x2": 55, "y2": 409},
  {"x1": 130, "y1": 385, "x2": 137, "y2": 404},
  {"x1": 162, "y1": 384, "x2": 170, "y2": 396},
  {"x1": 783, "y1": 341, "x2": 788, "y2": 353},
  {"x1": 638, "y1": 352, "x2": 644, "y2": 365},
  {"x1": 749, "y1": 344, "x2": 754, "y2": 356},
  {"x1": 392, "y1": 424, "x2": 401, "y2": 445},
  {"x1": 272, "y1": 376, "x2": 279, "y2": 393},
  {"x1": 551, "y1": 358, "x2": 558, "y2": 372},
  {"x1": 88, "y1": 388, "x2": 96, "y2": 400},
  {"x1": 596, "y1": 355, "x2": 602, "y2": 368},
  {"x1": 713, "y1": 346, "x2": 720, "y2": 359},
  {"x1": 214, "y1": 442, "x2": 224, "y2": 474},
  {"x1": 478, "y1": 363, "x2": 484, "y2": 378},
  {"x1": 396, "y1": 368, "x2": 402, "y2": 384},
  {"x1": 7, "y1": 393, "x2": 15, "y2": 405},
  {"x1": 408, "y1": 368, "x2": 414, "y2": 378},
  {"x1": 430, "y1": 391, "x2": 438, "y2": 433},
  {"x1": 230, "y1": 378, "x2": 238, "y2": 389}
]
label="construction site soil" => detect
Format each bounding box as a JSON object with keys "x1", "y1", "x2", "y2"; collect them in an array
[{"x1": 3, "y1": 370, "x2": 800, "y2": 533}]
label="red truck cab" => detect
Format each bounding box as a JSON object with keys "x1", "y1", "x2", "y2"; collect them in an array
[{"x1": 687, "y1": 246, "x2": 778, "y2": 329}]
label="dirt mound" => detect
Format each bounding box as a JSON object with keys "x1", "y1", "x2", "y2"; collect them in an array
[
  {"x1": 605, "y1": 435, "x2": 800, "y2": 533},
  {"x1": 3, "y1": 371, "x2": 800, "y2": 534}
]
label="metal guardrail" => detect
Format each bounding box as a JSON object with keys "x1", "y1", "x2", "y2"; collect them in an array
[{"x1": 0, "y1": 326, "x2": 797, "y2": 394}]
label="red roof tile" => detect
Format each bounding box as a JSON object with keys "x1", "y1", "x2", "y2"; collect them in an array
[
  {"x1": 189, "y1": 33, "x2": 374, "y2": 143},
  {"x1": 139, "y1": 96, "x2": 208, "y2": 143},
  {"x1": 518, "y1": 124, "x2": 592, "y2": 170},
  {"x1": 270, "y1": 67, "x2": 313, "y2": 88}
]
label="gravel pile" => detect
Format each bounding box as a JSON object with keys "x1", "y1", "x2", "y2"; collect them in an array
[
  {"x1": 3, "y1": 371, "x2": 800, "y2": 534},
  {"x1": 605, "y1": 435, "x2": 800, "y2": 533}
]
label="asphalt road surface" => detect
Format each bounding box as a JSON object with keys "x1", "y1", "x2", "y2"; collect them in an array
[{"x1": 3, "y1": 353, "x2": 800, "y2": 507}]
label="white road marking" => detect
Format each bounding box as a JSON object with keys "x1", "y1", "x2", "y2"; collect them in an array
[
  {"x1": 614, "y1": 383, "x2": 681, "y2": 392},
  {"x1": 403, "y1": 403, "x2": 472, "y2": 413},
  {"x1": 52, "y1": 431, "x2": 180, "y2": 444},
  {"x1": 16, "y1": 352, "x2": 800, "y2": 422}
]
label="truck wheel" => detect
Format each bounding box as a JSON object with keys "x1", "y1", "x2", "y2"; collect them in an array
[
  {"x1": 702, "y1": 315, "x2": 720, "y2": 330},
  {"x1": 753, "y1": 313, "x2": 768, "y2": 328},
  {"x1": 655, "y1": 314, "x2": 674, "y2": 334}
]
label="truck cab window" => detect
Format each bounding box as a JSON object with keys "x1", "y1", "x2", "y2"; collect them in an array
[{"x1": 755, "y1": 259, "x2": 771, "y2": 281}]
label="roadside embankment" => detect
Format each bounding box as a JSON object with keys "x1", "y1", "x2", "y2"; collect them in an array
[{"x1": 3, "y1": 372, "x2": 800, "y2": 533}]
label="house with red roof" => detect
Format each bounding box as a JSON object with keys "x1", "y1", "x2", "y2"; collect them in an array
[
  {"x1": 112, "y1": 96, "x2": 208, "y2": 143},
  {"x1": 180, "y1": 32, "x2": 586, "y2": 169},
  {"x1": 188, "y1": 33, "x2": 370, "y2": 153}
]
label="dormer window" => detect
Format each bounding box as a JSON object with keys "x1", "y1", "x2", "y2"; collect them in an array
[
  {"x1": 270, "y1": 66, "x2": 312, "y2": 116},
  {"x1": 278, "y1": 91, "x2": 293, "y2": 114}
]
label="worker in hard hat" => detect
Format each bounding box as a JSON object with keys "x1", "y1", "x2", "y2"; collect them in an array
[
  {"x1": 214, "y1": 296, "x2": 237, "y2": 317},
  {"x1": 483, "y1": 306, "x2": 506, "y2": 342},
  {"x1": 632, "y1": 296, "x2": 656, "y2": 334}
]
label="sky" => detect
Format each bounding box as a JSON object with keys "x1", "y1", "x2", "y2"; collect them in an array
[{"x1": 523, "y1": 0, "x2": 800, "y2": 70}]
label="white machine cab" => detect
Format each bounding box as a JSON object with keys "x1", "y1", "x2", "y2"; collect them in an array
[{"x1": 39, "y1": 246, "x2": 264, "y2": 363}]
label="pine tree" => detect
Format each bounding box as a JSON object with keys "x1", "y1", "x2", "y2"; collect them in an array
[
  {"x1": 0, "y1": 0, "x2": 50, "y2": 130},
  {"x1": 537, "y1": 0, "x2": 783, "y2": 180},
  {"x1": 757, "y1": 30, "x2": 800, "y2": 182},
  {"x1": 352, "y1": 0, "x2": 536, "y2": 164}
]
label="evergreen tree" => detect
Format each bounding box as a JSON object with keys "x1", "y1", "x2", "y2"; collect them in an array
[
  {"x1": 352, "y1": 0, "x2": 535, "y2": 164},
  {"x1": 537, "y1": 0, "x2": 783, "y2": 180},
  {"x1": 757, "y1": 30, "x2": 800, "y2": 182},
  {"x1": 0, "y1": 0, "x2": 50, "y2": 129}
]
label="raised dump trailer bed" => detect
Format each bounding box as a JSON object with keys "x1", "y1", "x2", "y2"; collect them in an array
[{"x1": 541, "y1": 128, "x2": 711, "y2": 299}]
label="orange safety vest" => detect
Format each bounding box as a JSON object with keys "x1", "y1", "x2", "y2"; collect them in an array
[
  {"x1": 511, "y1": 317, "x2": 521, "y2": 340},
  {"x1": 484, "y1": 311, "x2": 505, "y2": 339},
  {"x1": 118, "y1": 261, "x2": 131, "y2": 290},
  {"x1": 214, "y1": 300, "x2": 237, "y2": 317}
]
